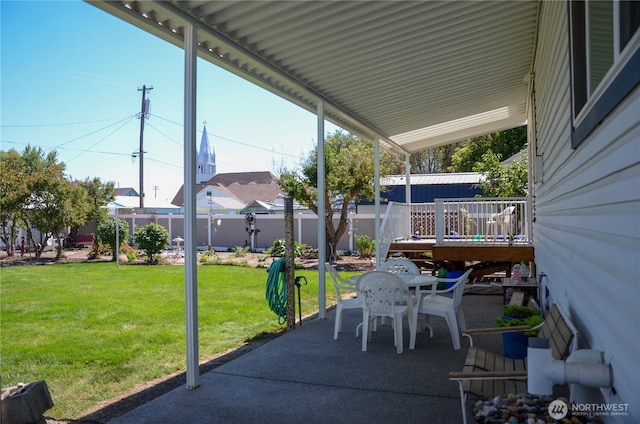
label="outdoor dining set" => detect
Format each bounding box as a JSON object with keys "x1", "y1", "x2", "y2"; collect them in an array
[{"x1": 327, "y1": 259, "x2": 473, "y2": 354}]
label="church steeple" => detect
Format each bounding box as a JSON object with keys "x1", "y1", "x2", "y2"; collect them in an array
[{"x1": 196, "y1": 122, "x2": 216, "y2": 183}]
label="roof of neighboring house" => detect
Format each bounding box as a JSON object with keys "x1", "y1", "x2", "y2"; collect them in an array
[
  {"x1": 115, "y1": 187, "x2": 139, "y2": 196},
  {"x1": 171, "y1": 172, "x2": 281, "y2": 207},
  {"x1": 109, "y1": 195, "x2": 181, "y2": 211},
  {"x1": 171, "y1": 182, "x2": 211, "y2": 206},
  {"x1": 358, "y1": 173, "x2": 484, "y2": 205},
  {"x1": 240, "y1": 200, "x2": 273, "y2": 214},
  {"x1": 225, "y1": 182, "x2": 283, "y2": 204},
  {"x1": 207, "y1": 171, "x2": 276, "y2": 186},
  {"x1": 381, "y1": 173, "x2": 483, "y2": 186},
  {"x1": 502, "y1": 151, "x2": 524, "y2": 166}
]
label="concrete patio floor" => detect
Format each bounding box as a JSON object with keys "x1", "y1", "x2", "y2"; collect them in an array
[{"x1": 109, "y1": 292, "x2": 506, "y2": 424}]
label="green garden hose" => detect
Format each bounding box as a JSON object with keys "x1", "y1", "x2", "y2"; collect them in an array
[{"x1": 265, "y1": 257, "x2": 287, "y2": 324}]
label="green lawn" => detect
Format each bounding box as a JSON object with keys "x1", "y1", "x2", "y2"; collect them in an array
[{"x1": 0, "y1": 262, "x2": 354, "y2": 419}]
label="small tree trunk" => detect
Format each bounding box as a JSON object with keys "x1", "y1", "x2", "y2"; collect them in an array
[{"x1": 284, "y1": 198, "x2": 296, "y2": 330}]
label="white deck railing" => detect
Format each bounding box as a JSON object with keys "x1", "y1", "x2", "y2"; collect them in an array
[{"x1": 380, "y1": 197, "x2": 532, "y2": 259}]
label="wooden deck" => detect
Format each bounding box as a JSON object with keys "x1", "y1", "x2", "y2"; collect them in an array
[
  {"x1": 387, "y1": 241, "x2": 534, "y2": 278},
  {"x1": 387, "y1": 240, "x2": 437, "y2": 269},
  {"x1": 432, "y1": 244, "x2": 534, "y2": 262}
]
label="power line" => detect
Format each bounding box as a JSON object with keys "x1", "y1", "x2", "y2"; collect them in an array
[
  {"x1": 49, "y1": 115, "x2": 137, "y2": 150},
  {"x1": 0, "y1": 115, "x2": 134, "y2": 128},
  {"x1": 65, "y1": 116, "x2": 135, "y2": 163},
  {"x1": 145, "y1": 156, "x2": 182, "y2": 169},
  {"x1": 0, "y1": 139, "x2": 134, "y2": 158},
  {"x1": 148, "y1": 113, "x2": 300, "y2": 159},
  {"x1": 145, "y1": 122, "x2": 182, "y2": 146}
]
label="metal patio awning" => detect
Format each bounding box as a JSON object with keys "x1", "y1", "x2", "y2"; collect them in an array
[{"x1": 87, "y1": 1, "x2": 538, "y2": 155}]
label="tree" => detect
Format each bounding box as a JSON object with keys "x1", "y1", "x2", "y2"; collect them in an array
[
  {"x1": 0, "y1": 149, "x2": 28, "y2": 256},
  {"x1": 408, "y1": 143, "x2": 465, "y2": 174},
  {"x1": 278, "y1": 130, "x2": 396, "y2": 260},
  {"x1": 449, "y1": 126, "x2": 527, "y2": 172},
  {"x1": 18, "y1": 147, "x2": 99, "y2": 258},
  {"x1": 74, "y1": 177, "x2": 116, "y2": 235},
  {"x1": 134, "y1": 223, "x2": 169, "y2": 264},
  {"x1": 25, "y1": 178, "x2": 92, "y2": 258},
  {"x1": 96, "y1": 218, "x2": 130, "y2": 261},
  {"x1": 14, "y1": 146, "x2": 73, "y2": 257},
  {"x1": 473, "y1": 150, "x2": 528, "y2": 197}
]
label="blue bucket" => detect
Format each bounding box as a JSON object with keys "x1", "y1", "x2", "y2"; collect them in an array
[
  {"x1": 444, "y1": 271, "x2": 463, "y2": 289},
  {"x1": 502, "y1": 331, "x2": 528, "y2": 359}
]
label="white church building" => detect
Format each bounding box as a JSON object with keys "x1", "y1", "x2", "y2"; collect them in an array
[{"x1": 170, "y1": 124, "x2": 286, "y2": 215}]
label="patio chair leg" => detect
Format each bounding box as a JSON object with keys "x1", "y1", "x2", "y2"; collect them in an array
[
  {"x1": 362, "y1": 312, "x2": 369, "y2": 352},
  {"x1": 393, "y1": 313, "x2": 403, "y2": 354},
  {"x1": 457, "y1": 381, "x2": 468, "y2": 424},
  {"x1": 356, "y1": 319, "x2": 378, "y2": 338},
  {"x1": 445, "y1": 310, "x2": 461, "y2": 350},
  {"x1": 333, "y1": 305, "x2": 343, "y2": 340}
]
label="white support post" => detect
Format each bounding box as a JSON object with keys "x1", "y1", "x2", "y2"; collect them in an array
[
  {"x1": 435, "y1": 199, "x2": 445, "y2": 243},
  {"x1": 115, "y1": 208, "x2": 120, "y2": 268},
  {"x1": 374, "y1": 136, "x2": 381, "y2": 268},
  {"x1": 317, "y1": 100, "x2": 326, "y2": 319},
  {"x1": 183, "y1": 23, "x2": 199, "y2": 390},
  {"x1": 405, "y1": 154, "x2": 411, "y2": 204}
]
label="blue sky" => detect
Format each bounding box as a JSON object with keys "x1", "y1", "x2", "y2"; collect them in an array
[{"x1": 1, "y1": 1, "x2": 337, "y2": 203}]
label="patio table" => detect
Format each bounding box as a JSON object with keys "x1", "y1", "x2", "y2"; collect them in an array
[
  {"x1": 350, "y1": 272, "x2": 438, "y2": 352},
  {"x1": 350, "y1": 273, "x2": 437, "y2": 290}
]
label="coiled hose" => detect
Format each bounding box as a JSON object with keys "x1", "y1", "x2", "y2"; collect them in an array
[{"x1": 265, "y1": 257, "x2": 287, "y2": 324}]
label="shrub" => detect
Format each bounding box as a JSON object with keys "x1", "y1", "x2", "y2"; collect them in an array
[
  {"x1": 199, "y1": 249, "x2": 220, "y2": 265},
  {"x1": 265, "y1": 238, "x2": 303, "y2": 257},
  {"x1": 96, "y1": 219, "x2": 130, "y2": 261},
  {"x1": 232, "y1": 245, "x2": 251, "y2": 257},
  {"x1": 134, "y1": 223, "x2": 170, "y2": 264},
  {"x1": 501, "y1": 305, "x2": 538, "y2": 319},
  {"x1": 355, "y1": 234, "x2": 375, "y2": 258},
  {"x1": 120, "y1": 242, "x2": 138, "y2": 262},
  {"x1": 495, "y1": 305, "x2": 544, "y2": 336}
]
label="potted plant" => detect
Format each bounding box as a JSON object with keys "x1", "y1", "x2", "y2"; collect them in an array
[{"x1": 495, "y1": 305, "x2": 544, "y2": 359}]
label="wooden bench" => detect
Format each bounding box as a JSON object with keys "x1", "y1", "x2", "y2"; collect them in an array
[{"x1": 448, "y1": 303, "x2": 579, "y2": 424}]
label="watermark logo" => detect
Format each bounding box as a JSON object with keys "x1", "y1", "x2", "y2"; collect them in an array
[
  {"x1": 548, "y1": 399, "x2": 630, "y2": 418},
  {"x1": 548, "y1": 399, "x2": 569, "y2": 419}
]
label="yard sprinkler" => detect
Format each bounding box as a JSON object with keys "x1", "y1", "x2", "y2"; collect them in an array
[{"x1": 294, "y1": 276, "x2": 308, "y2": 325}]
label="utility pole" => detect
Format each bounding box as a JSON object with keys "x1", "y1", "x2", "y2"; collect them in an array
[{"x1": 138, "y1": 85, "x2": 153, "y2": 208}]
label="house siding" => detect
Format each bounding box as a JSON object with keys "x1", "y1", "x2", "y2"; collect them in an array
[{"x1": 533, "y1": 1, "x2": 640, "y2": 419}]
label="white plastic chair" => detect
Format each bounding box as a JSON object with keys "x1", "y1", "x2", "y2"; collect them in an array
[
  {"x1": 485, "y1": 206, "x2": 515, "y2": 239},
  {"x1": 409, "y1": 268, "x2": 473, "y2": 350},
  {"x1": 377, "y1": 259, "x2": 419, "y2": 324},
  {"x1": 377, "y1": 258, "x2": 420, "y2": 275},
  {"x1": 326, "y1": 262, "x2": 364, "y2": 340},
  {"x1": 358, "y1": 271, "x2": 413, "y2": 354}
]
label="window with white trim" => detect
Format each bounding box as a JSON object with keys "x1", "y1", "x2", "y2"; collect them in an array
[{"x1": 569, "y1": 0, "x2": 640, "y2": 147}]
